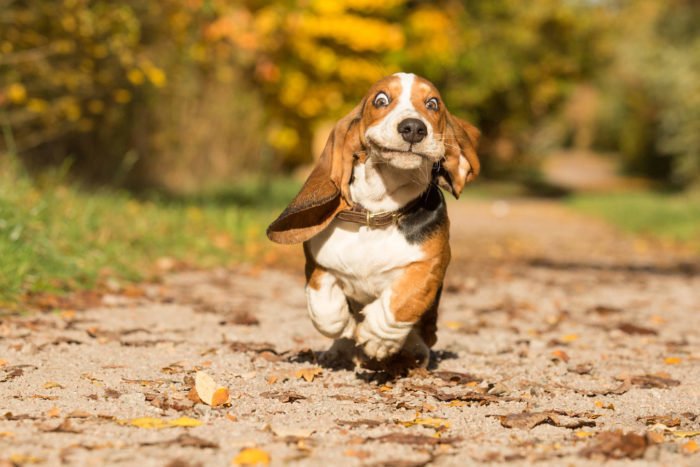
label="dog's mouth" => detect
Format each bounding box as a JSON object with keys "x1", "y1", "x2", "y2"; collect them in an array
[{"x1": 367, "y1": 139, "x2": 430, "y2": 160}]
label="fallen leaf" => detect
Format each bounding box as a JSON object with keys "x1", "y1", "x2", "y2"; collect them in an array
[
  {"x1": 226, "y1": 413, "x2": 237, "y2": 422},
  {"x1": 0, "y1": 431, "x2": 16, "y2": 438},
  {"x1": 432, "y1": 370, "x2": 482, "y2": 385},
  {"x1": 664, "y1": 357, "x2": 681, "y2": 365},
  {"x1": 576, "y1": 431, "x2": 594, "y2": 438},
  {"x1": 682, "y1": 441, "x2": 699, "y2": 454},
  {"x1": 369, "y1": 433, "x2": 461, "y2": 445},
  {"x1": 233, "y1": 447, "x2": 270, "y2": 466},
  {"x1": 67, "y1": 410, "x2": 92, "y2": 419},
  {"x1": 400, "y1": 417, "x2": 450, "y2": 431},
  {"x1": 0, "y1": 359, "x2": 7, "y2": 367},
  {"x1": 551, "y1": 350, "x2": 570, "y2": 362},
  {"x1": 336, "y1": 419, "x2": 387, "y2": 428},
  {"x1": 175, "y1": 434, "x2": 219, "y2": 449},
  {"x1": 296, "y1": 367, "x2": 322, "y2": 382},
  {"x1": 38, "y1": 419, "x2": 82, "y2": 433},
  {"x1": 267, "y1": 376, "x2": 278, "y2": 385},
  {"x1": 491, "y1": 411, "x2": 596, "y2": 430},
  {"x1": 617, "y1": 323, "x2": 657, "y2": 335},
  {"x1": 104, "y1": 388, "x2": 121, "y2": 399},
  {"x1": 561, "y1": 334, "x2": 579, "y2": 342},
  {"x1": 444, "y1": 321, "x2": 462, "y2": 330},
  {"x1": 637, "y1": 415, "x2": 680, "y2": 427},
  {"x1": 260, "y1": 391, "x2": 307, "y2": 403},
  {"x1": 630, "y1": 374, "x2": 680, "y2": 389},
  {"x1": 195, "y1": 371, "x2": 230, "y2": 406},
  {"x1": 118, "y1": 416, "x2": 203, "y2": 429},
  {"x1": 270, "y1": 425, "x2": 315, "y2": 438},
  {"x1": 43, "y1": 382, "x2": 63, "y2": 389},
  {"x1": 579, "y1": 431, "x2": 649, "y2": 459},
  {"x1": 45, "y1": 406, "x2": 60, "y2": 418},
  {"x1": 673, "y1": 431, "x2": 700, "y2": 438}
]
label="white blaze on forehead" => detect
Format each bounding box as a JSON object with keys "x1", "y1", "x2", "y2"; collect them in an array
[{"x1": 391, "y1": 72, "x2": 416, "y2": 116}]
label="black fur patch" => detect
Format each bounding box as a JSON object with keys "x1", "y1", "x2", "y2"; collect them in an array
[{"x1": 397, "y1": 184, "x2": 447, "y2": 245}]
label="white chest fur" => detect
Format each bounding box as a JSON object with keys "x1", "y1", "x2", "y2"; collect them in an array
[{"x1": 306, "y1": 219, "x2": 424, "y2": 304}]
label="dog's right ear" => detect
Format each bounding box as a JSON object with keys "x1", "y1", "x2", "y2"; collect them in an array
[{"x1": 267, "y1": 101, "x2": 365, "y2": 245}]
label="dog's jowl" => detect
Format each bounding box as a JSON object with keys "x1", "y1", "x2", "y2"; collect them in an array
[{"x1": 268, "y1": 73, "x2": 480, "y2": 369}]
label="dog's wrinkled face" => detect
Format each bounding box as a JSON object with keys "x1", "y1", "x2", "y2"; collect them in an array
[{"x1": 361, "y1": 73, "x2": 446, "y2": 170}]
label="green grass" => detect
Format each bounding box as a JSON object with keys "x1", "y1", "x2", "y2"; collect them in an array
[
  {"x1": 567, "y1": 191, "x2": 700, "y2": 250},
  {"x1": 0, "y1": 159, "x2": 300, "y2": 309}
]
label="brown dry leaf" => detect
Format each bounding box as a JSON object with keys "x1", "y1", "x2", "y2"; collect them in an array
[
  {"x1": 229, "y1": 341, "x2": 278, "y2": 354},
  {"x1": 637, "y1": 415, "x2": 680, "y2": 427},
  {"x1": 296, "y1": 367, "x2": 322, "y2": 382},
  {"x1": 682, "y1": 441, "x2": 699, "y2": 454},
  {"x1": 432, "y1": 370, "x2": 482, "y2": 385},
  {"x1": 562, "y1": 378, "x2": 630, "y2": 396},
  {"x1": 579, "y1": 431, "x2": 650, "y2": 459},
  {"x1": 336, "y1": 419, "x2": 387, "y2": 428},
  {"x1": 175, "y1": 434, "x2": 219, "y2": 449},
  {"x1": 45, "y1": 406, "x2": 60, "y2": 418},
  {"x1": 233, "y1": 447, "x2": 270, "y2": 466},
  {"x1": 630, "y1": 374, "x2": 680, "y2": 389},
  {"x1": 404, "y1": 384, "x2": 504, "y2": 405},
  {"x1": 38, "y1": 419, "x2": 82, "y2": 433},
  {"x1": 260, "y1": 391, "x2": 307, "y2": 403},
  {"x1": 67, "y1": 410, "x2": 92, "y2": 419},
  {"x1": 104, "y1": 388, "x2": 122, "y2": 399},
  {"x1": 229, "y1": 311, "x2": 260, "y2": 326},
  {"x1": 491, "y1": 410, "x2": 596, "y2": 430},
  {"x1": 187, "y1": 387, "x2": 203, "y2": 404},
  {"x1": 618, "y1": 323, "x2": 657, "y2": 335},
  {"x1": 194, "y1": 371, "x2": 230, "y2": 406},
  {"x1": 42, "y1": 382, "x2": 63, "y2": 389},
  {"x1": 226, "y1": 413, "x2": 237, "y2": 422},
  {"x1": 551, "y1": 350, "x2": 570, "y2": 362},
  {"x1": 369, "y1": 433, "x2": 462, "y2": 446}
]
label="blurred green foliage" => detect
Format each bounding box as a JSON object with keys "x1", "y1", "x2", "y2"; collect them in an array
[{"x1": 0, "y1": 0, "x2": 698, "y2": 189}]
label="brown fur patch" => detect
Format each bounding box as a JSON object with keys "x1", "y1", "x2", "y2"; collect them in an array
[
  {"x1": 390, "y1": 220, "x2": 450, "y2": 324},
  {"x1": 303, "y1": 243, "x2": 326, "y2": 291}
]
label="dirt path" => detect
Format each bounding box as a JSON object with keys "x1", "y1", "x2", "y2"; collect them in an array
[{"x1": 1, "y1": 199, "x2": 699, "y2": 466}]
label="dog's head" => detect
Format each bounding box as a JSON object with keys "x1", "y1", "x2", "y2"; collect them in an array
[{"x1": 267, "y1": 73, "x2": 480, "y2": 244}]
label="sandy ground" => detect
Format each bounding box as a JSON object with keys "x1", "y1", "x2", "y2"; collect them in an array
[{"x1": 1, "y1": 199, "x2": 699, "y2": 466}]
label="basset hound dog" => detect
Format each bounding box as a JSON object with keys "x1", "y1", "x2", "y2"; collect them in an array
[{"x1": 268, "y1": 73, "x2": 480, "y2": 368}]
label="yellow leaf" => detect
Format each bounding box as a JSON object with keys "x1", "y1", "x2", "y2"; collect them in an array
[
  {"x1": 561, "y1": 334, "x2": 579, "y2": 343},
  {"x1": 445, "y1": 400, "x2": 467, "y2": 407},
  {"x1": 195, "y1": 371, "x2": 230, "y2": 406},
  {"x1": 9, "y1": 454, "x2": 42, "y2": 464},
  {"x1": 296, "y1": 367, "x2": 322, "y2": 382},
  {"x1": 444, "y1": 321, "x2": 461, "y2": 330},
  {"x1": 43, "y1": 382, "x2": 64, "y2": 389},
  {"x1": 127, "y1": 417, "x2": 165, "y2": 429},
  {"x1": 682, "y1": 440, "x2": 699, "y2": 453},
  {"x1": 665, "y1": 357, "x2": 681, "y2": 364},
  {"x1": 674, "y1": 431, "x2": 700, "y2": 438},
  {"x1": 0, "y1": 359, "x2": 8, "y2": 367},
  {"x1": 233, "y1": 447, "x2": 270, "y2": 466},
  {"x1": 166, "y1": 416, "x2": 203, "y2": 428},
  {"x1": 401, "y1": 417, "x2": 449, "y2": 430},
  {"x1": 576, "y1": 431, "x2": 594, "y2": 438},
  {"x1": 0, "y1": 431, "x2": 16, "y2": 437},
  {"x1": 46, "y1": 406, "x2": 60, "y2": 418}
]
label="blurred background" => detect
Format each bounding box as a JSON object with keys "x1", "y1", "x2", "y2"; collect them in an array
[{"x1": 1, "y1": 0, "x2": 698, "y2": 307}]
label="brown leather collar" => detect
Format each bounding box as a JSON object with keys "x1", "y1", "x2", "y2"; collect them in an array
[{"x1": 335, "y1": 189, "x2": 426, "y2": 228}]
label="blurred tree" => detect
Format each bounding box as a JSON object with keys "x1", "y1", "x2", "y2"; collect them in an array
[{"x1": 594, "y1": 0, "x2": 700, "y2": 188}]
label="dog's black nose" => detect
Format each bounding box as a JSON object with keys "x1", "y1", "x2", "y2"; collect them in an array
[{"x1": 397, "y1": 118, "x2": 427, "y2": 143}]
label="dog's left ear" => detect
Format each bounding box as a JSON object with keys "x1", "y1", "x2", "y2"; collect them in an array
[
  {"x1": 434, "y1": 112, "x2": 480, "y2": 198},
  {"x1": 267, "y1": 101, "x2": 364, "y2": 244}
]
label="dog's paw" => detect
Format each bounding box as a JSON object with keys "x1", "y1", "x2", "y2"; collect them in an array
[{"x1": 356, "y1": 323, "x2": 404, "y2": 361}]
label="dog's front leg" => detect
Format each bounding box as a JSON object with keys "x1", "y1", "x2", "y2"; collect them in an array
[
  {"x1": 356, "y1": 258, "x2": 447, "y2": 362},
  {"x1": 306, "y1": 270, "x2": 356, "y2": 340}
]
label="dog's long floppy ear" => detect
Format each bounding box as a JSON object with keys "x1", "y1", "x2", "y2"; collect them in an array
[
  {"x1": 434, "y1": 112, "x2": 481, "y2": 198},
  {"x1": 267, "y1": 101, "x2": 365, "y2": 244}
]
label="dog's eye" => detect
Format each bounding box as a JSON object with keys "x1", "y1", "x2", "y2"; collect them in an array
[
  {"x1": 425, "y1": 97, "x2": 440, "y2": 111},
  {"x1": 373, "y1": 92, "x2": 389, "y2": 108}
]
